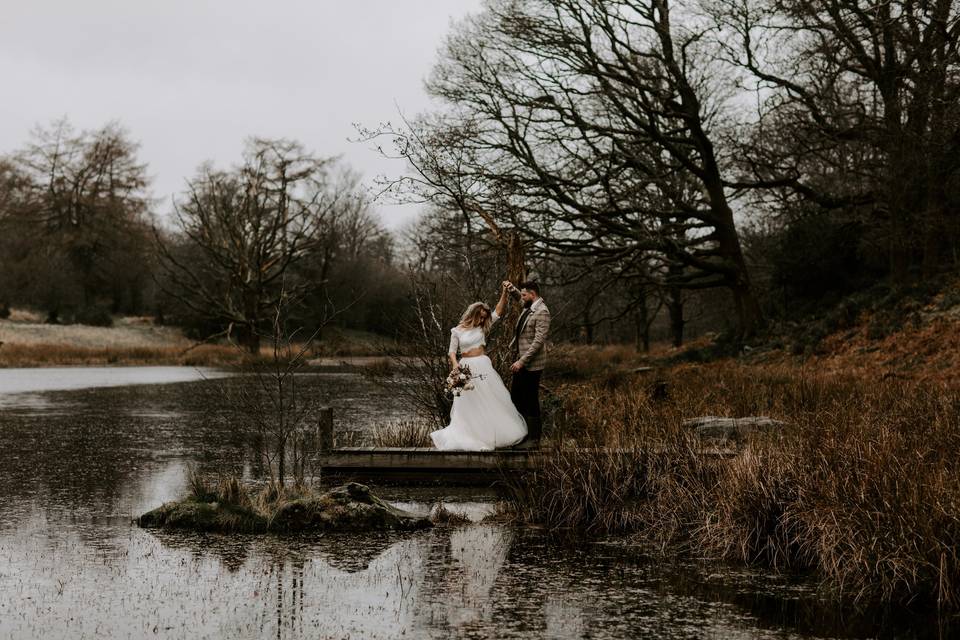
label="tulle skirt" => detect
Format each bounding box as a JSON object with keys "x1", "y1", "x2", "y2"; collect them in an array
[{"x1": 431, "y1": 355, "x2": 527, "y2": 451}]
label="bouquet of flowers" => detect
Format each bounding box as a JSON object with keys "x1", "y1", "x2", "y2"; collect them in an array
[{"x1": 445, "y1": 364, "x2": 481, "y2": 399}]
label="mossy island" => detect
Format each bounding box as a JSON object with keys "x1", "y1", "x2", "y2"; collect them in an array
[{"x1": 137, "y1": 481, "x2": 432, "y2": 534}]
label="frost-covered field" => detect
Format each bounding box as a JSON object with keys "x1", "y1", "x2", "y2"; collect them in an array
[
  {"x1": 0, "y1": 313, "x2": 224, "y2": 366},
  {"x1": 0, "y1": 316, "x2": 190, "y2": 349}
]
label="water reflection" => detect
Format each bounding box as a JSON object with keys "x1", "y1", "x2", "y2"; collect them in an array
[
  {"x1": 442, "y1": 524, "x2": 514, "y2": 627},
  {"x1": 0, "y1": 373, "x2": 950, "y2": 639},
  {"x1": 128, "y1": 522, "x2": 925, "y2": 640},
  {"x1": 0, "y1": 373, "x2": 408, "y2": 524},
  {"x1": 1, "y1": 505, "x2": 949, "y2": 639},
  {"x1": 0, "y1": 366, "x2": 229, "y2": 398}
]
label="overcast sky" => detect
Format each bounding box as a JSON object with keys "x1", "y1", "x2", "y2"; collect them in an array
[{"x1": 0, "y1": 0, "x2": 483, "y2": 228}]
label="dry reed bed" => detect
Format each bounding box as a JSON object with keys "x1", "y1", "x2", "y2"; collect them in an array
[
  {"x1": 508, "y1": 363, "x2": 960, "y2": 610},
  {"x1": 0, "y1": 342, "x2": 253, "y2": 367}
]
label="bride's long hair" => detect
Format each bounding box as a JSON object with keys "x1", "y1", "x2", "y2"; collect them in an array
[{"x1": 458, "y1": 302, "x2": 494, "y2": 332}]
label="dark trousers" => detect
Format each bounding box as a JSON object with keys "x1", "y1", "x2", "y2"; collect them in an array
[{"x1": 510, "y1": 368, "x2": 543, "y2": 439}]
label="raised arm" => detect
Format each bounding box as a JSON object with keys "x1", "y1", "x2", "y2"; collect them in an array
[
  {"x1": 495, "y1": 282, "x2": 512, "y2": 318},
  {"x1": 448, "y1": 329, "x2": 460, "y2": 371},
  {"x1": 500, "y1": 280, "x2": 521, "y2": 303}
]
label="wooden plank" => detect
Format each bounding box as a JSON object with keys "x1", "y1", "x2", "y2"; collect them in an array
[
  {"x1": 322, "y1": 446, "x2": 733, "y2": 462},
  {"x1": 321, "y1": 448, "x2": 538, "y2": 470},
  {"x1": 316, "y1": 446, "x2": 736, "y2": 485},
  {"x1": 318, "y1": 448, "x2": 537, "y2": 485}
]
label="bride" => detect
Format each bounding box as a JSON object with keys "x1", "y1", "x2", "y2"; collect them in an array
[{"x1": 430, "y1": 282, "x2": 527, "y2": 451}]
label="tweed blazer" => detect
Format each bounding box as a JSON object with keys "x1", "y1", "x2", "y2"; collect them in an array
[{"x1": 509, "y1": 299, "x2": 551, "y2": 371}]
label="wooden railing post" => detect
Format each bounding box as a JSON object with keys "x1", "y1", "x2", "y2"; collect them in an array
[{"x1": 318, "y1": 407, "x2": 334, "y2": 452}]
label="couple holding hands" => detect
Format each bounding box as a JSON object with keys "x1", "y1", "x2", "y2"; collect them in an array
[{"x1": 430, "y1": 280, "x2": 550, "y2": 451}]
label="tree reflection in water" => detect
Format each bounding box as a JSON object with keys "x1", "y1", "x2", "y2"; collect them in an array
[
  {"x1": 0, "y1": 374, "x2": 947, "y2": 640},
  {"x1": 147, "y1": 523, "x2": 517, "y2": 639}
]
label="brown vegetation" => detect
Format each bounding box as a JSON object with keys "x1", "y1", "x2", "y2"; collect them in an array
[
  {"x1": 0, "y1": 342, "x2": 249, "y2": 367},
  {"x1": 371, "y1": 420, "x2": 434, "y2": 448},
  {"x1": 148, "y1": 471, "x2": 430, "y2": 533},
  {"x1": 791, "y1": 314, "x2": 960, "y2": 386},
  {"x1": 429, "y1": 502, "x2": 472, "y2": 525},
  {"x1": 0, "y1": 314, "x2": 391, "y2": 367},
  {"x1": 508, "y1": 362, "x2": 960, "y2": 610}
]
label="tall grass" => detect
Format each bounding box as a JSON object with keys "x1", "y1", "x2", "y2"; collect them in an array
[
  {"x1": 371, "y1": 420, "x2": 434, "y2": 447},
  {"x1": 505, "y1": 363, "x2": 960, "y2": 610}
]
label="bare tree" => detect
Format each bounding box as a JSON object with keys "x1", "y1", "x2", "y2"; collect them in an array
[
  {"x1": 711, "y1": 0, "x2": 960, "y2": 282},
  {"x1": 234, "y1": 306, "x2": 322, "y2": 489},
  {"x1": 4, "y1": 119, "x2": 152, "y2": 318},
  {"x1": 292, "y1": 170, "x2": 391, "y2": 338},
  {"x1": 363, "y1": 0, "x2": 763, "y2": 339},
  {"x1": 155, "y1": 139, "x2": 350, "y2": 352}
]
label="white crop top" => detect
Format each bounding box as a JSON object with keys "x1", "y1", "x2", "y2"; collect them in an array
[{"x1": 449, "y1": 311, "x2": 500, "y2": 354}]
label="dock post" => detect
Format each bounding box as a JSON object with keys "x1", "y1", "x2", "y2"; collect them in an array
[{"x1": 318, "y1": 407, "x2": 334, "y2": 452}]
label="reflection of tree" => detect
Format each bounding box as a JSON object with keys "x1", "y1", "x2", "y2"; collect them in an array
[
  {"x1": 150, "y1": 530, "x2": 252, "y2": 573},
  {"x1": 145, "y1": 524, "x2": 515, "y2": 638},
  {"x1": 254, "y1": 555, "x2": 306, "y2": 640},
  {"x1": 0, "y1": 382, "x2": 241, "y2": 522},
  {"x1": 146, "y1": 527, "x2": 433, "y2": 638},
  {"x1": 309, "y1": 532, "x2": 407, "y2": 573},
  {"x1": 0, "y1": 400, "x2": 144, "y2": 555}
]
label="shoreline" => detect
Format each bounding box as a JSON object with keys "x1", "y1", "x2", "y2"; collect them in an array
[
  {"x1": 0, "y1": 349, "x2": 400, "y2": 369},
  {"x1": 0, "y1": 318, "x2": 395, "y2": 368}
]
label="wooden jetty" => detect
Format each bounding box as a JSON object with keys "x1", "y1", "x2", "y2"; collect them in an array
[
  {"x1": 312, "y1": 408, "x2": 737, "y2": 485},
  {"x1": 318, "y1": 447, "x2": 540, "y2": 485},
  {"x1": 317, "y1": 446, "x2": 736, "y2": 485}
]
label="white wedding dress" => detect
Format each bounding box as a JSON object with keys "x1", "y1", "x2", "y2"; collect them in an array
[{"x1": 430, "y1": 313, "x2": 527, "y2": 451}]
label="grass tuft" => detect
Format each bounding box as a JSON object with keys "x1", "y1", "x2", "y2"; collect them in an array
[
  {"x1": 372, "y1": 420, "x2": 434, "y2": 448},
  {"x1": 430, "y1": 502, "x2": 472, "y2": 525}
]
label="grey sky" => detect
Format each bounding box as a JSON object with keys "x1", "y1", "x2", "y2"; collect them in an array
[{"x1": 0, "y1": 0, "x2": 482, "y2": 228}]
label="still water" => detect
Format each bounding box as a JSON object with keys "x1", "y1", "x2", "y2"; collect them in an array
[{"x1": 0, "y1": 368, "x2": 943, "y2": 639}]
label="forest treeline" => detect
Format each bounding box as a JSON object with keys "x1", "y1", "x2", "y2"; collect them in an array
[
  {"x1": 0, "y1": 120, "x2": 409, "y2": 351},
  {"x1": 2, "y1": 0, "x2": 959, "y2": 351}
]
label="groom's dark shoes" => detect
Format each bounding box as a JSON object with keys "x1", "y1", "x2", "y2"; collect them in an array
[
  {"x1": 514, "y1": 416, "x2": 542, "y2": 448},
  {"x1": 526, "y1": 415, "x2": 542, "y2": 440}
]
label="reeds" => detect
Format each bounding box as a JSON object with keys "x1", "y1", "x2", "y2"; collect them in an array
[
  {"x1": 430, "y1": 502, "x2": 472, "y2": 524},
  {"x1": 0, "y1": 340, "x2": 379, "y2": 367},
  {"x1": 371, "y1": 420, "x2": 434, "y2": 448},
  {"x1": 504, "y1": 362, "x2": 960, "y2": 610},
  {"x1": 187, "y1": 468, "x2": 253, "y2": 510}
]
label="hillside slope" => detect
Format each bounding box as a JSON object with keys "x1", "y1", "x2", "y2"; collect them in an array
[{"x1": 756, "y1": 284, "x2": 960, "y2": 385}]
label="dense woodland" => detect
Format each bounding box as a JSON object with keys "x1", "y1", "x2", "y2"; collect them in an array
[{"x1": 2, "y1": 0, "x2": 959, "y2": 352}]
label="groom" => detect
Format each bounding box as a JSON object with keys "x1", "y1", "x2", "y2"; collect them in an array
[{"x1": 503, "y1": 280, "x2": 551, "y2": 446}]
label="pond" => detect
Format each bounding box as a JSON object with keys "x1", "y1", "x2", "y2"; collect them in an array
[{"x1": 0, "y1": 367, "x2": 944, "y2": 639}]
